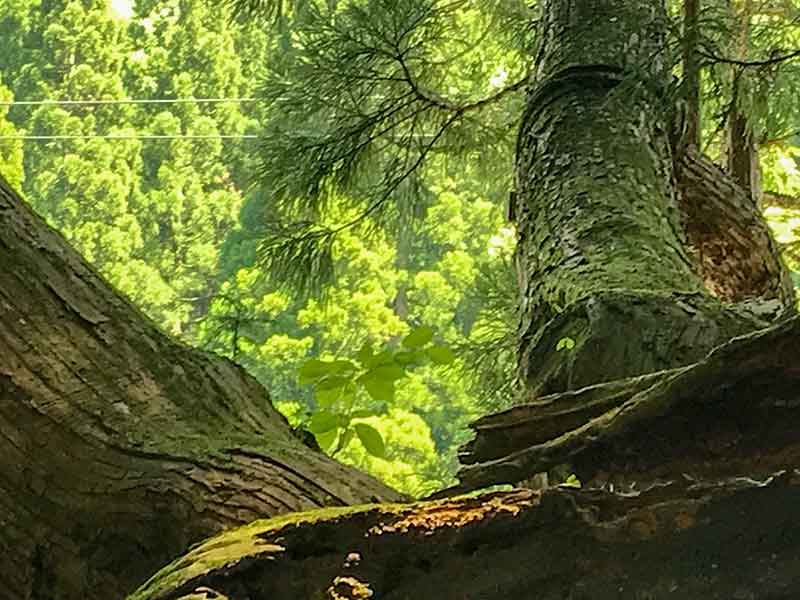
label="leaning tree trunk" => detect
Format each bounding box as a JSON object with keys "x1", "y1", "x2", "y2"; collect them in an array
[
  {"x1": 512, "y1": 0, "x2": 793, "y2": 397},
  {"x1": 0, "y1": 175, "x2": 402, "y2": 600},
  {"x1": 455, "y1": 0, "x2": 796, "y2": 494}
]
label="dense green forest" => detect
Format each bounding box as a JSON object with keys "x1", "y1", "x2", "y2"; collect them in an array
[{"x1": 1, "y1": 0, "x2": 799, "y2": 497}]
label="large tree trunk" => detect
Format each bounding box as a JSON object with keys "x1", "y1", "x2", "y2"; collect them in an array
[
  {"x1": 0, "y1": 175, "x2": 402, "y2": 599},
  {"x1": 513, "y1": 0, "x2": 792, "y2": 396}
]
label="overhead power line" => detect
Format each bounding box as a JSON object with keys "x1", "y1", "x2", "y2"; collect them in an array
[
  {"x1": 0, "y1": 134, "x2": 258, "y2": 140},
  {"x1": 0, "y1": 97, "x2": 258, "y2": 107}
]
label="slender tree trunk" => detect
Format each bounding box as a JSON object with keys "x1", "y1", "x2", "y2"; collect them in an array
[
  {"x1": 725, "y1": 0, "x2": 762, "y2": 205},
  {"x1": 0, "y1": 175, "x2": 401, "y2": 599},
  {"x1": 513, "y1": 0, "x2": 792, "y2": 396},
  {"x1": 683, "y1": 0, "x2": 701, "y2": 148}
]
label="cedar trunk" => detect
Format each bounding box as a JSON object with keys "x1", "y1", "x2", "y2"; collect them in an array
[
  {"x1": 513, "y1": 0, "x2": 791, "y2": 396},
  {"x1": 0, "y1": 175, "x2": 402, "y2": 599}
]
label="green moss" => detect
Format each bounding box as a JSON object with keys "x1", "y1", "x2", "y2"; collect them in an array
[
  {"x1": 129, "y1": 490, "x2": 534, "y2": 600},
  {"x1": 127, "y1": 503, "x2": 395, "y2": 600}
]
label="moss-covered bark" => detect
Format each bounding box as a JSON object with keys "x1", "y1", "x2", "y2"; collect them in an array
[
  {"x1": 459, "y1": 313, "x2": 800, "y2": 490},
  {"x1": 124, "y1": 306, "x2": 800, "y2": 599},
  {"x1": 0, "y1": 175, "x2": 402, "y2": 599},
  {"x1": 129, "y1": 473, "x2": 800, "y2": 600},
  {"x1": 513, "y1": 0, "x2": 792, "y2": 395},
  {"x1": 2, "y1": 1, "x2": 796, "y2": 597}
]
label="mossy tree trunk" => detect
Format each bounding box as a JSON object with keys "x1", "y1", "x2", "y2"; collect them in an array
[
  {"x1": 513, "y1": 0, "x2": 792, "y2": 397},
  {"x1": 0, "y1": 175, "x2": 402, "y2": 600},
  {"x1": 2, "y1": 1, "x2": 797, "y2": 598}
]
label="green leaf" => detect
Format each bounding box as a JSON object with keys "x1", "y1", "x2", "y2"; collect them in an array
[
  {"x1": 327, "y1": 360, "x2": 358, "y2": 374},
  {"x1": 394, "y1": 350, "x2": 421, "y2": 366},
  {"x1": 350, "y1": 409, "x2": 377, "y2": 419},
  {"x1": 316, "y1": 383, "x2": 355, "y2": 408},
  {"x1": 316, "y1": 375, "x2": 352, "y2": 391},
  {"x1": 356, "y1": 342, "x2": 374, "y2": 365},
  {"x1": 308, "y1": 411, "x2": 339, "y2": 434},
  {"x1": 337, "y1": 427, "x2": 355, "y2": 453},
  {"x1": 364, "y1": 350, "x2": 395, "y2": 368},
  {"x1": 315, "y1": 428, "x2": 339, "y2": 453},
  {"x1": 362, "y1": 364, "x2": 405, "y2": 382},
  {"x1": 299, "y1": 360, "x2": 356, "y2": 385},
  {"x1": 402, "y1": 326, "x2": 434, "y2": 349},
  {"x1": 354, "y1": 423, "x2": 385, "y2": 458},
  {"x1": 315, "y1": 387, "x2": 340, "y2": 408},
  {"x1": 426, "y1": 345, "x2": 456, "y2": 365},
  {"x1": 362, "y1": 377, "x2": 395, "y2": 402},
  {"x1": 298, "y1": 359, "x2": 336, "y2": 385},
  {"x1": 556, "y1": 337, "x2": 576, "y2": 352}
]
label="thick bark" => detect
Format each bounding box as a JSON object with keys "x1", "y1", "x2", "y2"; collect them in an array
[
  {"x1": 513, "y1": 0, "x2": 792, "y2": 396},
  {"x1": 0, "y1": 175, "x2": 402, "y2": 599},
  {"x1": 130, "y1": 473, "x2": 800, "y2": 599},
  {"x1": 459, "y1": 313, "x2": 800, "y2": 489}
]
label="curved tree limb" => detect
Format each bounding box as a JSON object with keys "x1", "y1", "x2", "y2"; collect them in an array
[{"x1": 0, "y1": 175, "x2": 402, "y2": 598}]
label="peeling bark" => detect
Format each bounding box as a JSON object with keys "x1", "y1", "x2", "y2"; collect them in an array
[
  {"x1": 0, "y1": 175, "x2": 402, "y2": 599},
  {"x1": 676, "y1": 146, "x2": 794, "y2": 305},
  {"x1": 459, "y1": 314, "x2": 800, "y2": 491}
]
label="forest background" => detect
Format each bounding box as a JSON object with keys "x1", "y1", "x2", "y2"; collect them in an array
[{"x1": 1, "y1": 0, "x2": 799, "y2": 497}]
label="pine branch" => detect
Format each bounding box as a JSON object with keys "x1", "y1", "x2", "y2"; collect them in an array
[
  {"x1": 224, "y1": 0, "x2": 283, "y2": 22},
  {"x1": 250, "y1": 0, "x2": 529, "y2": 295}
]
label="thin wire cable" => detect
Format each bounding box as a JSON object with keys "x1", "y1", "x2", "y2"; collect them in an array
[
  {"x1": 0, "y1": 97, "x2": 258, "y2": 107},
  {"x1": 0, "y1": 134, "x2": 258, "y2": 140}
]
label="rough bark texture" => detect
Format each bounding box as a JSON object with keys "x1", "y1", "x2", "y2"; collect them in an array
[
  {"x1": 677, "y1": 147, "x2": 793, "y2": 304},
  {"x1": 0, "y1": 175, "x2": 402, "y2": 600},
  {"x1": 513, "y1": 0, "x2": 793, "y2": 396},
  {"x1": 459, "y1": 314, "x2": 800, "y2": 490},
  {"x1": 129, "y1": 476, "x2": 800, "y2": 600},
  {"x1": 129, "y1": 313, "x2": 800, "y2": 600}
]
